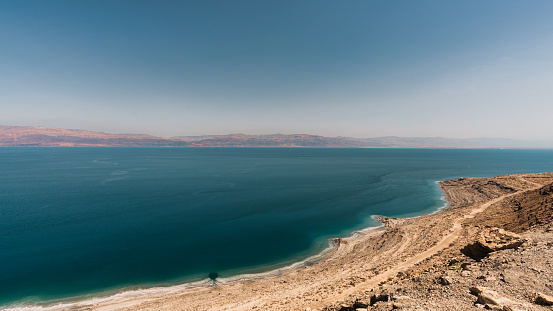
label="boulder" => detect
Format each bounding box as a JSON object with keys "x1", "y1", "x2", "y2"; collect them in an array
[
  {"x1": 477, "y1": 228, "x2": 525, "y2": 252},
  {"x1": 462, "y1": 228, "x2": 525, "y2": 261},
  {"x1": 461, "y1": 270, "x2": 471, "y2": 277},
  {"x1": 438, "y1": 276, "x2": 452, "y2": 285},
  {"x1": 470, "y1": 286, "x2": 528, "y2": 311},
  {"x1": 470, "y1": 286, "x2": 505, "y2": 305},
  {"x1": 535, "y1": 292, "x2": 553, "y2": 306}
]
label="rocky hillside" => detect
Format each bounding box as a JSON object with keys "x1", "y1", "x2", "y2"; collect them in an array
[
  {"x1": 0, "y1": 126, "x2": 357, "y2": 147},
  {"x1": 323, "y1": 174, "x2": 553, "y2": 311},
  {"x1": 0, "y1": 126, "x2": 188, "y2": 147},
  {"x1": 173, "y1": 133, "x2": 363, "y2": 147},
  {"x1": 1, "y1": 125, "x2": 551, "y2": 148}
]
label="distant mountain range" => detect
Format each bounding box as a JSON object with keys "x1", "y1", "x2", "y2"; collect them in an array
[{"x1": 0, "y1": 125, "x2": 551, "y2": 148}]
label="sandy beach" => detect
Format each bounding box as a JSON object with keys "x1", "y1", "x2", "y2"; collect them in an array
[{"x1": 11, "y1": 172, "x2": 553, "y2": 311}]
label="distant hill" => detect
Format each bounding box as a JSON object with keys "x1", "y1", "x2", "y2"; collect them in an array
[
  {"x1": 357, "y1": 136, "x2": 552, "y2": 148},
  {"x1": 172, "y1": 133, "x2": 364, "y2": 147},
  {"x1": 0, "y1": 125, "x2": 551, "y2": 148},
  {"x1": 0, "y1": 126, "x2": 189, "y2": 147},
  {"x1": 0, "y1": 126, "x2": 356, "y2": 147}
]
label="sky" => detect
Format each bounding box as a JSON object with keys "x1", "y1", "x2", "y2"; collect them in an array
[{"x1": 1, "y1": 1, "x2": 553, "y2": 139}]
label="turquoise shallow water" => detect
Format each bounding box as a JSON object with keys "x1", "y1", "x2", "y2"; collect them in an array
[{"x1": 1, "y1": 148, "x2": 553, "y2": 308}]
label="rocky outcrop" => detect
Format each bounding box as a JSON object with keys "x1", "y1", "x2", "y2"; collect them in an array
[
  {"x1": 477, "y1": 228, "x2": 525, "y2": 251},
  {"x1": 470, "y1": 286, "x2": 530, "y2": 310},
  {"x1": 535, "y1": 292, "x2": 553, "y2": 306},
  {"x1": 461, "y1": 227, "x2": 525, "y2": 261}
]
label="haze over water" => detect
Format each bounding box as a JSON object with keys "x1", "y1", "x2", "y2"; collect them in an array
[{"x1": 1, "y1": 147, "x2": 553, "y2": 308}]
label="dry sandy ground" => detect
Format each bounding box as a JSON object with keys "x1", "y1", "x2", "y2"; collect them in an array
[{"x1": 19, "y1": 173, "x2": 553, "y2": 311}]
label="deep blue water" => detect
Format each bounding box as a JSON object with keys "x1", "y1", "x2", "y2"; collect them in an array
[{"x1": 1, "y1": 148, "x2": 552, "y2": 308}]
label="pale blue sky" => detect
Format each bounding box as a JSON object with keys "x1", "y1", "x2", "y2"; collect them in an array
[{"x1": 1, "y1": 1, "x2": 553, "y2": 138}]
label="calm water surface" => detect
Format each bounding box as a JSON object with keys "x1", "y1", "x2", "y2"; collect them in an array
[{"x1": 1, "y1": 148, "x2": 552, "y2": 307}]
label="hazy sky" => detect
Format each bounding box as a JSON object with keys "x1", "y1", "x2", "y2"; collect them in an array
[{"x1": 2, "y1": 1, "x2": 553, "y2": 139}]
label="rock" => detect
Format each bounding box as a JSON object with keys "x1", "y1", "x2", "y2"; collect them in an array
[
  {"x1": 478, "y1": 228, "x2": 525, "y2": 252},
  {"x1": 479, "y1": 292, "x2": 503, "y2": 305},
  {"x1": 461, "y1": 270, "x2": 471, "y2": 277},
  {"x1": 469, "y1": 286, "x2": 527, "y2": 311},
  {"x1": 354, "y1": 299, "x2": 371, "y2": 307},
  {"x1": 535, "y1": 292, "x2": 553, "y2": 305},
  {"x1": 462, "y1": 228, "x2": 525, "y2": 261},
  {"x1": 461, "y1": 242, "x2": 493, "y2": 261},
  {"x1": 469, "y1": 286, "x2": 505, "y2": 305},
  {"x1": 438, "y1": 276, "x2": 452, "y2": 285},
  {"x1": 369, "y1": 292, "x2": 390, "y2": 305}
]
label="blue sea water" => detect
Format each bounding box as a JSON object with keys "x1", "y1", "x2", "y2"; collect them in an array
[{"x1": 1, "y1": 148, "x2": 552, "y2": 308}]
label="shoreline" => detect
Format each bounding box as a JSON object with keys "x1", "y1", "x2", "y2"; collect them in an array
[
  {"x1": 3, "y1": 217, "x2": 387, "y2": 311},
  {"x1": 3, "y1": 181, "x2": 448, "y2": 311},
  {"x1": 8, "y1": 173, "x2": 553, "y2": 310}
]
